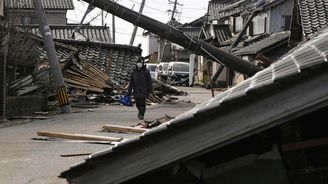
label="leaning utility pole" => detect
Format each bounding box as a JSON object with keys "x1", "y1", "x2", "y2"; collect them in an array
[
  {"x1": 33, "y1": 0, "x2": 72, "y2": 113},
  {"x1": 129, "y1": 0, "x2": 146, "y2": 45},
  {"x1": 167, "y1": 0, "x2": 182, "y2": 21}
]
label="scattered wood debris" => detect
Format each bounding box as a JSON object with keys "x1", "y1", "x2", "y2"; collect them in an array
[
  {"x1": 60, "y1": 153, "x2": 92, "y2": 157},
  {"x1": 33, "y1": 111, "x2": 50, "y2": 115},
  {"x1": 136, "y1": 114, "x2": 175, "y2": 129},
  {"x1": 37, "y1": 131, "x2": 122, "y2": 142},
  {"x1": 8, "y1": 116, "x2": 49, "y2": 120},
  {"x1": 102, "y1": 124, "x2": 147, "y2": 134}
]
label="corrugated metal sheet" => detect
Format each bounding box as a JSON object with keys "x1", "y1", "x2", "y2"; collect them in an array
[
  {"x1": 5, "y1": 0, "x2": 74, "y2": 10},
  {"x1": 22, "y1": 25, "x2": 112, "y2": 43},
  {"x1": 299, "y1": 0, "x2": 328, "y2": 37}
]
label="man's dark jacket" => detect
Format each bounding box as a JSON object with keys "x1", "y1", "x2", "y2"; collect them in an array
[{"x1": 128, "y1": 65, "x2": 153, "y2": 98}]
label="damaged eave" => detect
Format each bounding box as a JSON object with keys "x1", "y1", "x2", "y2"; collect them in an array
[
  {"x1": 60, "y1": 28, "x2": 328, "y2": 184},
  {"x1": 234, "y1": 31, "x2": 291, "y2": 56}
]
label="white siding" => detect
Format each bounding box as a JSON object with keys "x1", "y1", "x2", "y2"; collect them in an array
[{"x1": 268, "y1": 0, "x2": 293, "y2": 33}]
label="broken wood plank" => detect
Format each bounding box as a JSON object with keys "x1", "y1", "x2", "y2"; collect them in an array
[
  {"x1": 61, "y1": 153, "x2": 92, "y2": 157},
  {"x1": 37, "y1": 131, "x2": 122, "y2": 142},
  {"x1": 65, "y1": 140, "x2": 113, "y2": 145},
  {"x1": 9, "y1": 116, "x2": 49, "y2": 120},
  {"x1": 281, "y1": 137, "x2": 328, "y2": 152},
  {"x1": 103, "y1": 124, "x2": 147, "y2": 134}
]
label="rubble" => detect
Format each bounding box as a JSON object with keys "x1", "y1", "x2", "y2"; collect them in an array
[{"x1": 2, "y1": 28, "x2": 188, "y2": 117}]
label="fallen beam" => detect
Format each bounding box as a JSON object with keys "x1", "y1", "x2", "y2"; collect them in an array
[
  {"x1": 37, "y1": 131, "x2": 122, "y2": 142},
  {"x1": 103, "y1": 124, "x2": 147, "y2": 134},
  {"x1": 61, "y1": 153, "x2": 92, "y2": 157},
  {"x1": 281, "y1": 137, "x2": 328, "y2": 152}
]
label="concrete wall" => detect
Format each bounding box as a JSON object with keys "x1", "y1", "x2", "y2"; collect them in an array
[
  {"x1": 45, "y1": 11, "x2": 67, "y2": 25},
  {"x1": 0, "y1": 47, "x2": 5, "y2": 120},
  {"x1": 6, "y1": 96, "x2": 47, "y2": 117}
]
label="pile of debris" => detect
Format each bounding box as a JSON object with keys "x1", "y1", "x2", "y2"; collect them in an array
[{"x1": 3, "y1": 28, "x2": 187, "y2": 115}]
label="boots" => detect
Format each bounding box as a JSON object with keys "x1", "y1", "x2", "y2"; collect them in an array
[{"x1": 138, "y1": 107, "x2": 145, "y2": 120}]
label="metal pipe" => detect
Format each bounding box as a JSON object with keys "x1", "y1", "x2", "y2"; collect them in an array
[{"x1": 81, "y1": 0, "x2": 262, "y2": 76}]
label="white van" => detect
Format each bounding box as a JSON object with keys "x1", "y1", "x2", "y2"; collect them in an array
[
  {"x1": 157, "y1": 62, "x2": 169, "y2": 81},
  {"x1": 167, "y1": 62, "x2": 190, "y2": 85},
  {"x1": 145, "y1": 63, "x2": 158, "y2": 79}
]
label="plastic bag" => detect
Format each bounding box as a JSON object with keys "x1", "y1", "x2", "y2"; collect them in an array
[{"x1": 120, "y1": 95, "x2": 133, "y2": 106}]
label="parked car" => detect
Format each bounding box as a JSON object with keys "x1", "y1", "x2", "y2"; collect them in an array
[
  {"x1": 167, "y1": 61, "x2": 190, "y2": 85},
  {"x1": 145, "y1": 63, "x2": 158, "y2": 79},
  {"x1": 157, "y1": 62, "x2": 169, "y2": 82}
]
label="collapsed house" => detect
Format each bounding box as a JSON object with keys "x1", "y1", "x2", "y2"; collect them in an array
[
  {"x1": 60, "y1": 25, "x2": 328, "y2": 184},
  {"x1": 1, "y1": 27, "x2": 185, "y2": 116},
  {"x1": 57, "y1": 0, "x2": 328, "y2": 183}
]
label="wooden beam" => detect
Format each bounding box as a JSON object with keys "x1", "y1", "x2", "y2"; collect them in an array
[
  {"x1": 103, "y1": 124, "x2": 147, "y2": 134},
  {"x1": 281, "y1": 137, "x2": 328, "y2": 152},
  {"x1": 61, "y1": 153, "x2": 92, "y2": 157},
  {"x1": 37, "y1": 131, "x2": 122, "y2": 142}
]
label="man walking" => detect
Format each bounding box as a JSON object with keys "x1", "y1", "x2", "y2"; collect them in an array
[{"x1": 127, "y1": 57, "x2": 153, "y2": 120}]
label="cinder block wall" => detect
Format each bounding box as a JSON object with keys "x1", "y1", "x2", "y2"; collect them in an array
[
  {"x1": 6, "y1": 96, "x2": 47, "y2": 117},
  {"x1": 0, "y1": 48, "x2": 5, "y2": 120}
]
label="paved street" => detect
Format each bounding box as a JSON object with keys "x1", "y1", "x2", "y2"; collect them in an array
[{"x1": 0, "y1": 86, "x2": 220, "y2": 184}]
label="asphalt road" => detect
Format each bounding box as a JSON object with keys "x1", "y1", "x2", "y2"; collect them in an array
[{"x1": 0, "y1": 86, "x2": 219, "y2": 184}]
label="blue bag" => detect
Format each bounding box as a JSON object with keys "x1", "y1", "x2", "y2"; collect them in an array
[{"x1": 120, "y1": 95, "x2": 133, "y2": 106}]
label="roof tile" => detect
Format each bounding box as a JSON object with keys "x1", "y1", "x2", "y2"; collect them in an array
[
  {"x1": 5, "y1": 0, "x2": 74, "y2": 9},
  {"x1": 299, "y1": 0, "x2": 328, "y2": 37}
]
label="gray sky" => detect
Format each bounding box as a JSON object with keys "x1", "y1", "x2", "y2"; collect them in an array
[{"x1": 67, "y1": 0, "x2": 208, "y2": 55}]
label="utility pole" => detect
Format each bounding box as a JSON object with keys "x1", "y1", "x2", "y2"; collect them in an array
[
  {"x1": 167, "y1": 0, "x2": 182, "y2": 22},
  {"x1": 129, "y1": 0, "x2": 146, "y2": 45},
  {"x1": 33, "y1": 0, "x2": 72, "y2": 113},
  {"x1": 112, "y1": 14, "x2": 116, "y2": 43}
]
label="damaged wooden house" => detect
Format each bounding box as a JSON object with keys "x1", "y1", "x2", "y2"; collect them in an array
[
  {"x1": 0, "y1": 0, "x2": 186, "y2": 118},
  {"x1": 60, "y1": 24, "x2": 328, "y2": 184},
  {"x1": 59, "y1": 0, "x2": 328, "y2": 183}
]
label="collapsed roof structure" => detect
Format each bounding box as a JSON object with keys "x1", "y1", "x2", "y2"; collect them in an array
[{"x1": 57, "y1": 0, "x2": 328, "y2": 183}]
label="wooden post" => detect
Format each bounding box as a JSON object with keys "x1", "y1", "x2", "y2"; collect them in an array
[
  {"x1": 37, "y1": 131, "x2": 122, "y2": 142},
  {"x1": 103, "y1": 124, "x2": 147, "y2": 133}
]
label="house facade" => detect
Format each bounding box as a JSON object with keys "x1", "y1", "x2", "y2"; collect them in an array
[
  {"x1": 4, "y1": 0, "x2": 74, "y2": 25},
  {"x1": 204, "y1": 0, "x2": 294, "y2": 87}
]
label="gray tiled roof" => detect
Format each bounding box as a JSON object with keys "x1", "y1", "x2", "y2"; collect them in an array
[
  {"x1": 35, "y1": 39, "x2": 141, "y2": 87},
  {"x1": 234, "y1": 31, "x2": 290, "y2": 55},
  {"x1": 177, "y1": 27, "x2": 201, "y2": 38},
  {"x1": 299, "y1": 0, "x2": 328, "y2": 37},
  {"x1": 21, "y1": 25, "x2": 112, "y2": 43},
  {"x1": 208, "y1": 0, "x2": 247, "y2": 20},
  {"x1": 179, "y1": 24, "x2": 232, "y2": 45},
  {"x1": 5, "y1": 0, "x2": 74, "y2": 10},
  {"x1": 60, "y1": 26, "x2": 328, "y2": 184}
]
